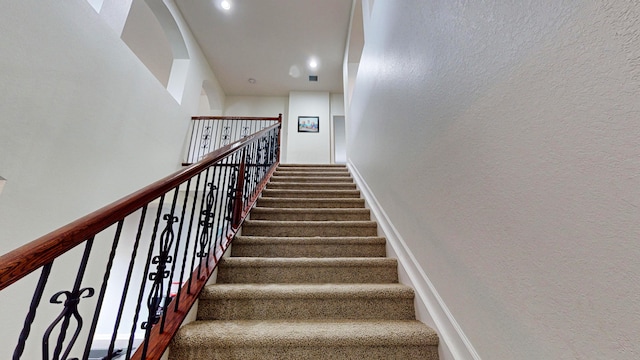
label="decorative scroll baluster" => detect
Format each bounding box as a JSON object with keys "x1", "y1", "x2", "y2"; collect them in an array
[
  {"x1": 141, "y1": 213, "x2": 178, "y2": 358},
  {"x1": 221, "y1": 125, "x2": 231, "y2": 146},
  {"x1": 199, "y1": 125, "x2": 212, "y2": 161},
  {"x1": 241, "y1": 125, "x2": 250, "y2": 137},
  {"x1": 225, "y1": 163, "x2": 239, "y2": 224},
  {"x1": 197, "y1": 182, "x2": 217, "y2": 260},
  {"x1": 42, "y1": 239, "x2": 95, "y2": 360}
]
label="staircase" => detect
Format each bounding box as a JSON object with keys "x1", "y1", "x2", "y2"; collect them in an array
[{"x1": 170, "y1": 164, "x2": 439, "y2": 359}]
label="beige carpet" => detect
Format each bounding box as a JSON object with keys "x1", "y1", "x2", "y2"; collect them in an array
[{"x1": 170, "y1": 164, "x2": 439, "y2": 359}]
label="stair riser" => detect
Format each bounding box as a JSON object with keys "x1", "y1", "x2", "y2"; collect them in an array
[
  {"x1": 217, "y1": 265, "x2": 398, "y2": 284},
  {"x1": 277, "y1": 166, "x2": 347, "y2": 170},
  {"x1": 266, "y1": 183, "x2": 357, "y2": 190},
  {"x1": 170, "y1": 346, "x2": 438, "y2": 360},
  {"x1": 256, "y1": 199, "x2": 365, "y2": 208},
  {"x1": 241, "y1": 224, "x2": 378, "y2": 237},
  {"x1": 249, "y1": 211, "x2": 370, "y2": 221},
  {"x1": 231, "y1": 244, "x2": 386, "y2": 257},
  {"x1": 274, "y1": 171, "x2": 351, "y2": 177},
  {"x1": 277, "y1": 165, "x2": 348, "y2": 169},
  {"x1": 273, "y1": 170, "x2": 351, "y2": 177},
  {"x1": 261, "y1": 190, "x2": 360, "y2": 198}
]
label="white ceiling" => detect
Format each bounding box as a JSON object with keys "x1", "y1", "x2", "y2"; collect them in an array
[{"x1": 175, "y1": 0, "x2": 354, "y2": 97}]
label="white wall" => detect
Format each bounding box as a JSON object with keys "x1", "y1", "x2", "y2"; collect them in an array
[
  {"x1": 223, "y1": 95, "x2": 287, "y2": 117},
  {"x1": 286, "y1": 91, "x2": 331, "y2": 164},
  {"x1": 330, "y1": 93, "x2": 345, "y2": 163},
  {"x1": 164, "y1": 0, "x2": 225, "y2": 112},
  {"x1": 348, "y1": 1, "x2": 640, "y2": 359},
  {"x1": 0, "y1": 1, "x2": 223, "y2": 358},
  {"x1": 121, "y1": 0, "x2": 173, "y2": 87}
]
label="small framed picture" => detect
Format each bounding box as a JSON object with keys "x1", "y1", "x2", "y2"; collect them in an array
[{"x1": 298, "y1": 116, "x2": 319, "y2": 133}]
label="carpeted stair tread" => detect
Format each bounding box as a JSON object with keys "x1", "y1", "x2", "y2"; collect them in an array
[
  {"x1": 261, "y1": 188, "x2": 360, "y2": 198},
  {"x1": 216, "y1": 257, "x2": 398, "y2": 284},
  {"x1": 233, "y1": 236, "x2": 386, "y2": 245},
  {"x1": 197, "y1": 283, "x2": 416, "y2": 321},
  {"x1": 231, "y1": 236, "x2": 387, "y2": 257},
  {"x1": 200, "y1": 283, "x2": 414, "y2": 299},
  {"x1": 249, "y1": 207, "x2": 370, "y2": 221},
  {"x1": 278, "y1": 164, "x2": 347, "y2": 168},
  {"x1": 270, "y1": 175, "x2": 354, "y2": 183},
  {"x1": 218, "y1": 257, "x2": 397, "y2": 267},
  {"x1": 172, "y1": 319, "x2": 439, "y2": 347},
  {"x1": 241, "y1": 220, "x2": 378, "y2": 237},
  {"x1": 256, "y1": 197, "x2": 365, "y2": 208}
]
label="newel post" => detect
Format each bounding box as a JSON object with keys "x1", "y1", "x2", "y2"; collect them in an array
[{"x1": 232, "y1": 147, "x2": 247, "y2": 229}]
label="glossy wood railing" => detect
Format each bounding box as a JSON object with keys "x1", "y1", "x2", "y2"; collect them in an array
[
  {"x1": 183, "y1": 114, "x2": 282, "y2": 165},
  {"x1": 0, "y1": 122, "x2": 281, "y2": 360}
]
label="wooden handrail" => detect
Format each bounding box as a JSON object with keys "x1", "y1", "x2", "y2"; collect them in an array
[{"x1": 0, "y1": 123, "x2": 281, "y2": 292}]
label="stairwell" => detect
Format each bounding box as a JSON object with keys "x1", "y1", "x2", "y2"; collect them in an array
[{"x1": 170, "y1": 164, "x2": 439, "y2": 359}]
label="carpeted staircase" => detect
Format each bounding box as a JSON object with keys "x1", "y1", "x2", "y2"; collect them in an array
[{"x1": 170, "y1": 164, "x2": 439, "y2": 359}]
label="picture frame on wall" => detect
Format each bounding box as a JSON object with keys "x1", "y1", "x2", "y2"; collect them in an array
[{"x1": 298, "y1": 116, "x2": 319, "y2": 133}]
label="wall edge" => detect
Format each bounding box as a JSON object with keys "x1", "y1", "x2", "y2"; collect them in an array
[{"x1": 348, "y1": 161, "x2": 482, "y2": 360}]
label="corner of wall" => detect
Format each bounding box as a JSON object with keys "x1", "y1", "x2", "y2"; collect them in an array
[{"x1": 348, "y1": 161, "x2": 481, "y2": 360}]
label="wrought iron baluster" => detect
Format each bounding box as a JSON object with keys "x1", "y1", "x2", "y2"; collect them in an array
[
  {"x1": 13, "y1": 262, "x2": 53, "y2": 360},
  {"x1": 199, "y1": 125, "x2": 212, "y2": 161},
  {"x1": 185, "y1": 174, "x2": 202, "y2": 294},
  {"x1": 197, "y1": 182, "x2": 217, "y2": 261},
  {"x1": 186, "y1": 121, "x2": 196, "y2": 164},
  {"x1": 195, "y1": 120, "x2": 205, "y2": 163},
  {"x1": 125, "y1": 195, "x2": 165, "y2": 360},
  {"x1": 191, "y1": 168, "x2": 211, "y2": 279},
  {"x1": 141, "y1": 212, "x2": 178, "y2": 359},
  {"x1": 220, "y1": 125, "x2": 231, "y2": 146},
  {"x1": 208, "y1": 165, "x2": 224, "y2": 261},
  {"x1": 219, "y1": 156, "x2": 234, "y2": 244},
  {"x1": 159, "y1": 187, "x2": 181, "y2": 332},
  {"x1": 172, "y1": 179, "x2": 192, "y2": 311},
  {"x1": 83, "y1": 220, "x2": 124, "y2": 360},
  {"x1": 225, "y1": 159, "x2": 239, "y2": 224},
  {"x1": 42, "y1": 238, "x2": 96, "y2": 360},
  {"x1": 209, "y1": 164, "x2": 226, "y2": 259},
  {"x1": 107, "y1": 206, "x2": 147, "y2": 359}
]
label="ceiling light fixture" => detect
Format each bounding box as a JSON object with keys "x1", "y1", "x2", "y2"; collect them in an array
[
  {"x1": 309, "y1": 59, "x2": 318, "y2": 69},
  {"x1": 248, "y1": 78, "x2": 256, "y2": 84},
  {"x1": 221, "y1": 0, "x2": 231, "y2": 10}
]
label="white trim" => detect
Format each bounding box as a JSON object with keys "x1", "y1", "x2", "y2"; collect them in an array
[{"x1": 348, "y1": 161, "x2": 481, "y2": 360}]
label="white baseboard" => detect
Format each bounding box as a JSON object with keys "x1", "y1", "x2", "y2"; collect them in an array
[{"x1": 348, "y1": 161, "x2": 481, "y2": 360}]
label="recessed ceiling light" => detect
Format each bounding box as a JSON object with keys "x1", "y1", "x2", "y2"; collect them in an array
[
  {"x1": 221, "y1": 0, "x2": 231, "y2": 10},
  {"x1": 309, "y1": 59, "x2": 318, "y2": 69}
]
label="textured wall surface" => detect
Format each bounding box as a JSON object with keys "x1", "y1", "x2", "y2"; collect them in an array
[{"x1": 348, "y1": 1, "x2": 640, "y2": 358}]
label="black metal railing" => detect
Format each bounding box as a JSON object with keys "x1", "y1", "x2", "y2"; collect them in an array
[
  {"x1": 0, "y1": 122, "x2": 281, "y2": 360},
  {"x1": 183, "y1": 115, "x2": 282, "y2": 165}
]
